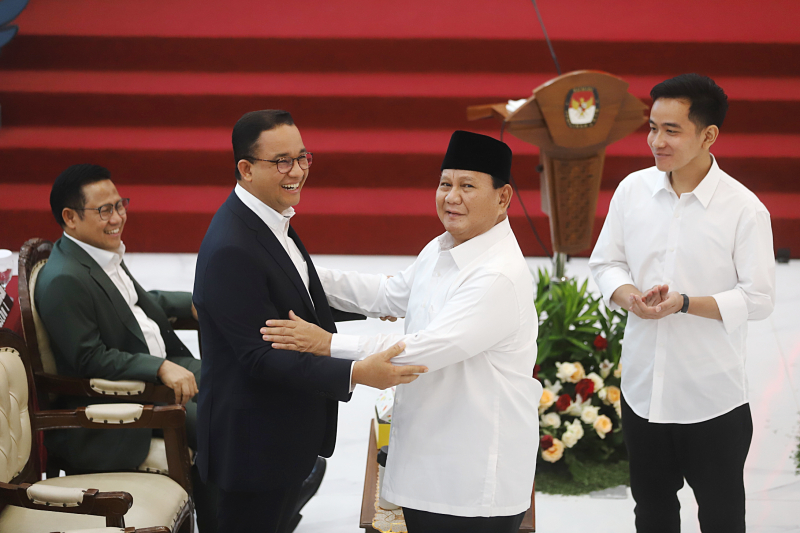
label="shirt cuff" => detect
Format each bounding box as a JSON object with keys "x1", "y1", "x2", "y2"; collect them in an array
[
  {"x1": 595, "y1": 270, "x2": 635, "y2": 310},
  {"x1": 712, "y1": 289, "x2": 749, "y2": 334},
  {"x1": 330, "y1": 333, "x2": 362, "y2": 360},
  {"x1": 349, "y1": 361, "x2": 356, "y2": 392}
]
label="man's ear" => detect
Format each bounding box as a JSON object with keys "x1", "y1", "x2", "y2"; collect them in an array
[
  {"x1": 499, "y1": 183, "x2": 514, "y2": 210},
  {"x1": 702, "y1": 125, "x2": 719, "y2": 150},
  {"x1": 237, "y1": 159, "x2": 253, "y2": 182},
  {"x1": 62, "y1": 207, "x2": 78, "y2": 230}
]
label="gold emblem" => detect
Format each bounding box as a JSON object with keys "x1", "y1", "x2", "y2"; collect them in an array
[{"x1": 564, "y1": 87, "x2": 599, "y2": 128}]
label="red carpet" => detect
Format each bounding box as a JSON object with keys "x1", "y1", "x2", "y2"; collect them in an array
[{"x1": 1, "y1": 0, "x2": 798, "y2": 256}]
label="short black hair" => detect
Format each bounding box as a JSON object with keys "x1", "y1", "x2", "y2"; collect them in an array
[
  {"x1": 50, "y1": 164, "x2": 111, "y2": 227},
  {"x1": 232, "y1": 110, "x2": 295, "y2": 180},
  {"x1": 650, "y1": 74, "x2": 728, "y2": 130}
]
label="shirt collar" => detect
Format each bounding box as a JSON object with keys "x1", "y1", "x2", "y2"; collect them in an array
[
  {"x1": 235, "y1": 183, "x2": 295, "y2": 234},
  {"x1": 651, "y1": 154, "x2": 721, "y2": 209},
  {"x1": 443, "y1": 217, "x2": 512, "y2": 270},
  {"x1": 62, "y1": 231, "x2": 124, "y2": 269}
]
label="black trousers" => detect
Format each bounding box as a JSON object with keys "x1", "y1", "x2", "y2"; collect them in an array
[
  {"x1": 403, "y1": 507, "x2": 526, "y2": 533},
  {"x1": 622, "y1": 396, "x2": 752, "y2": 533},
  {"x1": 217, "y1": 483, "x2": 301, "y2": 533}
]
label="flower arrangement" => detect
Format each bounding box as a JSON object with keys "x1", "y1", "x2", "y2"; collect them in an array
[{"x1": 533, "y1": 268, "x2": 628, "y2": 483}]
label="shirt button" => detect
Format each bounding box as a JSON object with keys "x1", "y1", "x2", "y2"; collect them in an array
[
  {"x1": 674, "y1": 213, "x2": 680, "y2": 218},
  {"x1": 668, "y1": 247, "x2": 675, "y2": 252}
]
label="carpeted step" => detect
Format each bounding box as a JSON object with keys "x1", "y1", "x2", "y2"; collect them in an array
[
  {"x1": 1, "y1": 71, "x2": 798, "y2": 134},
  {"x1": 2, "y1": 127, "x2": 798, "y2": 193},
  {"x1": 2, "y1": 184, "x2": 797, "y2": 256}
]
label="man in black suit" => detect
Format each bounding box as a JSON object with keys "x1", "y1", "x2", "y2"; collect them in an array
[{"x1": 193, "y1": 110, "x2": 427, "y2": 533}]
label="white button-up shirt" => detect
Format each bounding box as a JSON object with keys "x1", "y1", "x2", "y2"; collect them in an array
[
  {"x1": 318, "y1": 218, "x2": 542, "y2": 517},
  {"x1": 589, "y1": 157, "x2": 775, "y2": 424},
  {"x1": 62, "y1": 232, "x2": 167, "y2": 358},
  {"x1": 235, "y1": 184, "x2": 311, "y2": 296}
]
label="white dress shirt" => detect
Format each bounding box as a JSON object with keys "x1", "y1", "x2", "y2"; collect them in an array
[
  {"x1": 317, "y1": 218, "x2": 542, "y2": 517},
  {"x1": 62, "y1": 232, "x2": 167, "y2": 358},
  {"x1": 589, "y1": 157, "x2": 775, "y2": 424},
  {"x1": 235, "y1": 184, "x2": 310, "y2": 297}
]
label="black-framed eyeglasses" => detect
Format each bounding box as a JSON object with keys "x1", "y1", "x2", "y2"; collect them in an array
[
  {"x1": 69, "y1": 198, "x2": 130, "y2": 221},
  {"x1": 247, "y1": 153, "x2": 313, "y2": 174}
]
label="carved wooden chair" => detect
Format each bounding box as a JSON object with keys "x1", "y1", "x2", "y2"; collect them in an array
[
  {"x1": 17, "y1": 238, "x2": 199, "y2": 476},
  {"x1": 0, "y1": 329, "x2": 194, "y2": 532}
]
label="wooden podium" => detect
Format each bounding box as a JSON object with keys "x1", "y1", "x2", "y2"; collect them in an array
[{"x1": 468, "y1": 70, "x2": 647, "y2": 257}]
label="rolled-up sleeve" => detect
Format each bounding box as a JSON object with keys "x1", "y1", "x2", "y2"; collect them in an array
[
  {"x1": 713, "y1": 207, "x2": 775, "y2": 333},
  {"x1": 589, "y1": 190, "x2": 635, "y2": 310}
]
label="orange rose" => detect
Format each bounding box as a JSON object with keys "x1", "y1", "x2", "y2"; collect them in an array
[
  {"x1": 605, "y1": 386, "x2": 621, "y2": 404},
  {"x1": 541, "y1": 438, "x2": 565, "y2": 463},
  {"x1": 539, "y1": 389, "x2": 556, "y2": 413},
  {"x1": 593, "y1": 415, "x2": 613, "y2": 439}
]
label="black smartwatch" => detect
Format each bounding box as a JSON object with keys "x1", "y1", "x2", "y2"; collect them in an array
[{"x1": 677, "y1": 293, "x2": 689, "y2": 314}]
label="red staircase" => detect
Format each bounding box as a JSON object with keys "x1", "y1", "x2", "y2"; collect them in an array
[{"x1": 1, "y1": 0, "x2": 798, "y2": 256}]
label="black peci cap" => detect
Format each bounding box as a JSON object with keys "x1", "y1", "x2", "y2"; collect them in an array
[{"x1": 440, "y1": 130, "x2": 512, "y2": 183}]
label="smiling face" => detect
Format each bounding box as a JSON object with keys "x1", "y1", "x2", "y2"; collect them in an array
[
  {"x1": 647, "y1": 98, "x2": 717, "y2": 179},
  {"x1": 237, "y1": 124, "x2": 308, "y2": 213},
  {"x1": 62, "y1": 179, "x2": 126, "y2": 251},
  {"x1": 436, "y1": 169, "x2": 512, "y2": 246}
]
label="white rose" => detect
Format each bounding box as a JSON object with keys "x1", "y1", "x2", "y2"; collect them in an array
[
  {"x1": 555, "y1": 362, "x2": 578, "y2": 383},
  {"x1": 613, "y1": 363, "x2": 622, "y2": 378},
  {"x1": 561, "y1": 419, "x2": 584, "y2": 448},
  {"x1": 599, "y1": 359, "x2": 614, "y2": 379},
  {"x1": 614, "y1": 400, "x2": 622, "y2": 418},
  {"x1": 566, "y1": 396, "x2": 590, "y2": 417},
  {"x1": 597, "y1": 387, "x2": 608, "y2": 402},
  {"x1": 586, "y1": 372, "x2": 604, "y2": 392},
  {"x1": 541, "y1": 412, "x2": 561, "y2": 429},
  {"x1": 581, "y1": 405, "x2": 600, "y2": 424}
]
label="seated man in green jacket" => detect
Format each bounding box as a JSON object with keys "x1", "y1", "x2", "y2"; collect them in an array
[{"x1": 34, "y1": 164, "x2": 216, "y2": 528}]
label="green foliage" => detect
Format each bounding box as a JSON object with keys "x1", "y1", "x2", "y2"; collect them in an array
[{"x1": 535, "y1": 458, "x2": 630, "y2": 495}]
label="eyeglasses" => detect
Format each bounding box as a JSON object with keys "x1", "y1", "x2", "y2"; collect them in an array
[
  {"x1": 247, "y1": 153, "x2": 313, "y2": 174},
  {"x1": 70, "y1": 198, "x2": 130, "y2": 221}
]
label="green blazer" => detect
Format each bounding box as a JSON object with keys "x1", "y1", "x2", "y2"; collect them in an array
[{"x1": 35, "y1": 236, "x2": 201, "y2": 472}]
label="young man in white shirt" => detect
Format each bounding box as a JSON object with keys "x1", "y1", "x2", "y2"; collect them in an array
[
  {"x1": 261, "y1": 131, "x2": 542, "y2": 533},
  {"x1": 589, "y1": 74, "x2": 775, "y2": 532}
]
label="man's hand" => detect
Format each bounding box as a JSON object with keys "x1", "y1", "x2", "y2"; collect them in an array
[
  {"x1": 191, "y1": 303, "x2": 198, "y2": 321},
  {"x1": 261, "y1": 310, "x2": 333, "y2": 356},
  {"x1": 643, "y1": 284, "x2": 670, "y2": 307},
  {"x1": 157, "y1": 360, "x2": 199, "y2": 406},
  {"x1": 628, "y1": 291, "x2": 683, "y2": 320},
  {"x1": 379, "y1": 316, "x2": 399, "y2": 322},
  {"x1": 352, "y1": 343, "x2": 428, "y2": 389}
]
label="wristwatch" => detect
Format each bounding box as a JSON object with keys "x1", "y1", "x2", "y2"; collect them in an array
[{"x1": 678, "y1": 293, "x2": 689, "y2": 314}]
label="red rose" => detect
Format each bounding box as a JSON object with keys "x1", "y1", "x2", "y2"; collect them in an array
[
  {"x1": 540, "y1": 434, "x2": 554, "y2": 451},
  {"x1": 594, "y1": 335, "x2": 608, "y2": 350},
  {"x1": 533, "y1": 364, "x2": 541, "y2": 379},
  {"x1": 575, "y1": 378, "x2": 595, "y2": 400},
  {"x1": 555, "y1": 394, "x2": 572, "y2": 412}
]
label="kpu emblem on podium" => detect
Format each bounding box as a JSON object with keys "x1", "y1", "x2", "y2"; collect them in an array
[{"x1": 565, "y1": 86, "x2": 599, "y2": 128}]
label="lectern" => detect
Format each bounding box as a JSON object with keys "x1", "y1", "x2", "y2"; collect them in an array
[{"x1": 468, "y1": 71, "x2": 647, "y2": 270}]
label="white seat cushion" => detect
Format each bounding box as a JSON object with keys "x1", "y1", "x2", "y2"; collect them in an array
[{"x1": 0, "y1": 472, "x2": 189, "y2": 533}]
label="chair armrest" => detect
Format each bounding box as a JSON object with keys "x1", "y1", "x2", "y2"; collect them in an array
[
  {"x1": 0, "y1": 481, "x2": 131, "y2": 527},
  {"x1": 35, "y1": 372, "x2": 176, "y2": 403},
  {"x1": 34, "y1": 405, "x2": 193, "y2": 493}
]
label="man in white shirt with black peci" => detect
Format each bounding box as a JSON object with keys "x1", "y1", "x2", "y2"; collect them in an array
[
  {"x1": 261, "y1": 130, "x2": 542, "y2": 533},
  {"x1": 589, "y1": 74, "x2": 775, "y2": 532}
]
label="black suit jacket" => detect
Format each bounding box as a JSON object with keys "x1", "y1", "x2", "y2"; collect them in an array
[{"x1": 193, "y1": 191, "x2": 353, "y2": 492}]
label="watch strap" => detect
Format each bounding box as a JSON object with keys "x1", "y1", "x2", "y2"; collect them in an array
[{"x1": 680, "y1": 293, "x2": 689, "y2": 313}]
